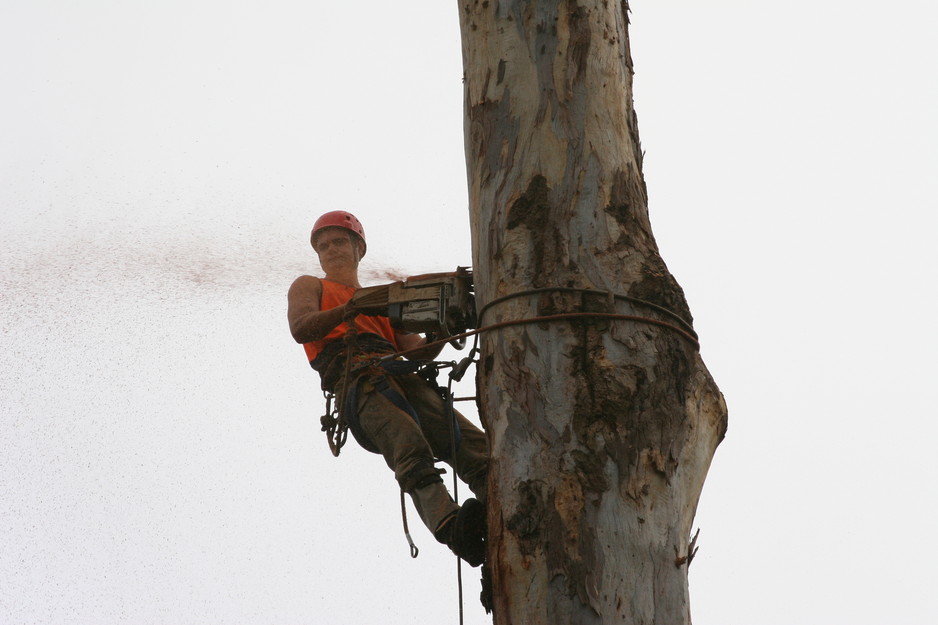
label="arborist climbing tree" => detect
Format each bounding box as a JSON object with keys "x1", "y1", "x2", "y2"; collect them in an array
[{"x1": 287, "y1": 211, "x2": 489, "y2": 567}]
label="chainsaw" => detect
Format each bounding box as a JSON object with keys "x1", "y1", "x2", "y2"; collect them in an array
[{"x1": 350, "y1": 267, "x2": 476, "y2": 349}]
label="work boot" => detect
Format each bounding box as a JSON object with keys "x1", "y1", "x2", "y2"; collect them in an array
[{"x1": 434, "y1": 498, "x2": 486, "y2": 567}]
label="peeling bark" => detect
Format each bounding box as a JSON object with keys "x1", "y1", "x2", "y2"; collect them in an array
[{"x1": 458, "y1": 1, "x2": 727, "y2": 624}]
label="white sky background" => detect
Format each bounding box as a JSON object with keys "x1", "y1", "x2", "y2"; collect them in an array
[{"x1": 2, "y1": 1, "x2": 936, "y2": 624}]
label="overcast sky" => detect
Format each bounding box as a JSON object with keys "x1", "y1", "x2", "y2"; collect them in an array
[{"x1": 2, "y1": 1, "x2": 937, "y2": 624}]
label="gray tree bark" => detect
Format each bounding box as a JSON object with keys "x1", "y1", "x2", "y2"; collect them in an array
[{"x1": 457, "y1": 2, "x2": 728, "y2": 623}]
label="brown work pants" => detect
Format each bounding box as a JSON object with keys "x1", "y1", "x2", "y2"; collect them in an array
[{"x1": 351, "y1": 372, "x2": 489, "y2": 534}]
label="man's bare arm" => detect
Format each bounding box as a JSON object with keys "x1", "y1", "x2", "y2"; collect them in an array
[
  {"x1": 287, "y1": 275, "x2": 349, "y2": 343},
  {"x1": 288, "y1": 276, "x2": 442, "y2": 359},
  {"x1": 395, "y1": 331, "x2": 445, "y2": 361}
]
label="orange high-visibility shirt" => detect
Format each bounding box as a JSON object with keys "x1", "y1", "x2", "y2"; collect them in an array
[{"x1": 303, "y1": 279, "x2": 399, "y2": 363}]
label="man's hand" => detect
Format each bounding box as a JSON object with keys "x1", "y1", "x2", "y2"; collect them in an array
[
  {"x1": 396, "y1": 331, "x2": 445, "y2": 361},
  {"x1": 349, "y1": 284, "x2": 392, "y2": 317}
]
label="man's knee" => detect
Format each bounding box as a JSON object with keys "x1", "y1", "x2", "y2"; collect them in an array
[{"x1": 398, "y1": 459, "x2": 443, "y2": 494}]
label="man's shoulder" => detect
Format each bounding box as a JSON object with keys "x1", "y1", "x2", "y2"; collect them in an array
[
  {"x1": 290, "y1": 274, "x2": 321, "y2": 284},
  {"x1": 288, "y1": 274, "x2": 322, "y2": 295}
]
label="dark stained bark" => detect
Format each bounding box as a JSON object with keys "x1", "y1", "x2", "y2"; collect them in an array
[{"x1": 457, "y1": 1, "x2": 727, "y2": 623}]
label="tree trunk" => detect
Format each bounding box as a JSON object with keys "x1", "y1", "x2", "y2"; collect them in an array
[{"x1": 457, "y1": 2, "x2": 727, "y2": 623}]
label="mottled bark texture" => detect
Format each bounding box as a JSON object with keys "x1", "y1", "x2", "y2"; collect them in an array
[{"x1": 457, "y1": 2, "x2": 727, "y2": 624}]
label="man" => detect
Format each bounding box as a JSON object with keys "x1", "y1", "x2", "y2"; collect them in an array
[{"x1": 287, "y1": 210, "x2": 488, "y2": 566}]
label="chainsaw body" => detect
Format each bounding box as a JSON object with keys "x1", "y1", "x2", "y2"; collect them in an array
[{"x1": 386, "y1": 268, "x2": 476, "y2": 343}]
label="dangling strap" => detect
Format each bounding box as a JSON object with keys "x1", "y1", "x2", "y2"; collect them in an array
[
  {"x1": 420, "y1": 364, "x2": 463, "y2": 460},
  {"x1": 341, "y1": 370, "x2": 424, "y2": 454},
  {"x1": 371, "y1": 375, "x2": 421, "y2": 424},
  {"x1": 400, "y1": 490, "x2": 419, "y2": 558},
  {"x1": 440, "y1": 380, "x2": 463, "y2": 471}
]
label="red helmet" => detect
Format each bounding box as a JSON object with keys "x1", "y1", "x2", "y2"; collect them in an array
[{"x1": 311, "y1": 211, "x2": 366, "y2": 257}]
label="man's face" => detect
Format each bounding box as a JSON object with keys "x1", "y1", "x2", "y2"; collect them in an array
[{"x1": 314, "y1": 228, "x2": 362, "y2": 272}]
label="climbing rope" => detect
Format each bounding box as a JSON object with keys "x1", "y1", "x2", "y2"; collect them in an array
[
  {"x1": 442, "y1": 370, "x2": 466, "y2": 625},
  {"x1": 373, "y1": 312, "x2": 699, "y2": 368},
  {"x1": 361, "y1": 285, "x2": 699, "y2": 370},
  {"x1": 476, "y1": 286, "x2": 697, "y2": 338},
  {"x1": 320, "y1": 309, "x2": 361, "y2": 457}
]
